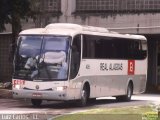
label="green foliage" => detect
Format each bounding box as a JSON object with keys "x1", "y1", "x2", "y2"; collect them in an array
[
  {"x1": 54, "y1": 106, "x2": 156, "y2": 120},
  {"x1": 0, "y1": 0, "x2": 10, "y2": 31},
  {"x1": 54, "y1": 114, "x2": 142, "y2": 120},
  {"x1": 0, "y1": 0, "x2": 33, "y2": 32},
  {"x1": 142, "y1": 112, "x2": 158, "y2": 120}
]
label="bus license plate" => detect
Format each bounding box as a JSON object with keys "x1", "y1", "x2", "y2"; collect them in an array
[{"x1": 32, "y1": 93, "x2": 42, "y2": 97}]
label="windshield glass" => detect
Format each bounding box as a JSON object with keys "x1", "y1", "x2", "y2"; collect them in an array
[{"x1": 13, "y1": 35, "x2": 70, "y2": 81}]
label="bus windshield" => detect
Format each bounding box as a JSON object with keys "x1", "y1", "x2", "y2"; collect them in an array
[{"x1": 13, "y1": 35, "x2": 70, "y2": 81}]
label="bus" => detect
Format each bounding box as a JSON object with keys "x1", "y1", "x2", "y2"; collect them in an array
[{"x1": 12, "y1": 23, "x2": 147, "y2": 107}]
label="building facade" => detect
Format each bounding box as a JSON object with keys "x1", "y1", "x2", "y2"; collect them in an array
[{"x1": 0, "y1": 33, "x2": 12, "y2": 82}]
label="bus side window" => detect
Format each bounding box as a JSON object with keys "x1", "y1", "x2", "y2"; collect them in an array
[
  {"x1": 139, "y1": 41, "x2": 147, "y2": 59},
  {"x1": 70, "y1": 35, "x2": 81, "y2": 79}
]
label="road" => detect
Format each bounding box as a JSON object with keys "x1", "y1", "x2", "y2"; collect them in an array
[{"x1": 0, "y1": 94, "x2": 160, "y2": 120}]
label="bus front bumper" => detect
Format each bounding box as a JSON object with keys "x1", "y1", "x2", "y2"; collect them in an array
[{"x1": 12, "y1": 89, "x2": 69, "y2": 101}]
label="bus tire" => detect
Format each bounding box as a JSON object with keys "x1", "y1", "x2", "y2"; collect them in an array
[
  {"x1": 88, "y1": 98, "x2": 96, "y2": 103},
  {"x1": 116, "y1": 83, "x2": 133, "y2": 102},
  {"x1": 79, "y1": 85, "x2": 88, "y2": 107},
  {"x1": 31, "y1": 99, "x2": 42, "y2": 107}
]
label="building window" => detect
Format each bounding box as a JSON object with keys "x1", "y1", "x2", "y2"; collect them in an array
[
  {"x1": 48, "y1": 0, "x2": 54, "y2": 7},
  {"x1": 76, "y1": 0, "x2": 160, "y2": 13},
  {"x1": 44, "y1": 0, "x2": 61, "y2": 12},
  {"x1": 31, "y1": 0, "x2": 61, "y2": 13}
]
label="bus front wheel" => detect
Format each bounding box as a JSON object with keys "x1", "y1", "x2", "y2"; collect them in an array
[
  {"x1": 79, "y1": 85, "x2": 88, "y2": 107},
  {"x1": 31, "y1": 99, "x2": 42, "y2": 107}
]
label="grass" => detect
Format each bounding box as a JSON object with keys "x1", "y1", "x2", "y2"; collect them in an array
[{"x1": 53, "y1": 106, "x2": 159, "y2": 120}]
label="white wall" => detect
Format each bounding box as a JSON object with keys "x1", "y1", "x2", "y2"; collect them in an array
[{"x1": 49, "y1": 0, "x2": 160, "y2": 34}]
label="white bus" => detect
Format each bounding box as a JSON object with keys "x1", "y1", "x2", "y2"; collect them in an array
[{"x1": 12, "y1": 23, "x2": 147, "y2": 107}]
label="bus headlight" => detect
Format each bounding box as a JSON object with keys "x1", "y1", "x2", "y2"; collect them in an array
[
  {"x1": 56, "y1": 86, "x2": 67, "y2": 91},
  {"x1": 15, "y1": 84, "x2": 21, "y2": 89}
]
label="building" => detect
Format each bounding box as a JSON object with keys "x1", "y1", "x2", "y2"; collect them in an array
[{"x1": 1, "y1": 0, "x2": 160, "y2": 92}]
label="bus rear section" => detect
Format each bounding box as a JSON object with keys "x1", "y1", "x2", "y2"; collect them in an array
[{"x1": 79, "y1": 34, "x2": 147, "y2": 102}]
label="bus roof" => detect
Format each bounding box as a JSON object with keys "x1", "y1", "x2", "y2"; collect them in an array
[{"x1": 19, "y1": 23, "x2": 147, "y2": 41}]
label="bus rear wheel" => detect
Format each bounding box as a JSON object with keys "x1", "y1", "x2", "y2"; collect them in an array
[
  {"x1": 116, "y1": 83, "x2": 133, "y2": 102},
  {"x1": 31, "y1": 99, "x2": 42, "y2": 107},
  {"x1": 88, "y1": 98, "x2": 96, "y2": 103}
]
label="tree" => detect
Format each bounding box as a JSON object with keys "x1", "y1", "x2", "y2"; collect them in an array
[
  {"x1": 0, "y1": 0, "x2": 33, "y2": 60},
  {"x1": 0, "y1": 0, "x2": 33, "y2": 54},
  {"x1": 0, "y1": 0, "x2": 11, "y2": 32}
]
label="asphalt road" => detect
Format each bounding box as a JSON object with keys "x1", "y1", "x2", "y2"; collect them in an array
[{"x1": 0, "y1": 94, "x2": 160, "y2": 120}]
